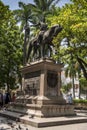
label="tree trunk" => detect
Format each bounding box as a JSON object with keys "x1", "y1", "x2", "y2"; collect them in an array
[
  {"x1": 86, "y1": 90, "x2": 87, "y2": 99},
  {"x1": 72, "y1": 77, "x2": 75, "y2": 98},
  {"x1": 78, "y1": 73, "x2": 81, "y2": 99},
  {"x1": 23, "y1": 34, "x2": 27, "y2": 65},
  {"x1": 23, "y1": 24, "x2": 30, "y2": 65},
  {"x1": 78, "y1": 83, "x2": 81, "y2": 99}
]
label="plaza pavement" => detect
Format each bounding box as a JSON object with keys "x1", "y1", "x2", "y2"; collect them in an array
[
  {"x1": 0, "y1": 116, "x2": 87, "y2": 130},
  {"x1": 0, "y1": 110, "x2": 87, "y2": 130},
  {"x1": 0, "y1": 109, "x2": 87, "y2": 128}
]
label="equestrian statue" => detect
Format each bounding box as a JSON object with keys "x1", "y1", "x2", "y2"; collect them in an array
[{"x1": 27, "y1": 23, "x2": 62, "y2": 62}]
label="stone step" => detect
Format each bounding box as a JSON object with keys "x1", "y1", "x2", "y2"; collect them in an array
[
  {"x1": 0, "y1": 110, "x2": 22, "y2": 120},
  {"x1": 0, "y1": 110, "x2": 87, "y2": 127}
]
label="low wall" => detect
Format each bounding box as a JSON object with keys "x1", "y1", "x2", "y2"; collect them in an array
[{"x1": 74, "y1": 103, "x2": 87, "y2": 110}]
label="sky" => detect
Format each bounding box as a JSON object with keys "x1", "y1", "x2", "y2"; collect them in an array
[{"x1": 2, "y1": 0, "x2": 71, "y2": 10}]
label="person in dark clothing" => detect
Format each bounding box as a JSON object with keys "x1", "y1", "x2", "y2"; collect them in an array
[
  {"x1": 0, "y1": 91, "x2": 3, "y2": 108},
  {"x1": 5, "y1": 91, "x2": 11, "y2": 104}
]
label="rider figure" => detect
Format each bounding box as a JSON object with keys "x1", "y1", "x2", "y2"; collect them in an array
[
  {"x1": 37, "y1": 22, "x2": 48, "y2": 57},
  {"x1": 37, "y1": 22, "x2": 48, "y2": 44}
]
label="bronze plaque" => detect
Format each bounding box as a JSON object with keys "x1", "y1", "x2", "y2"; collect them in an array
[
  {"x1": 47, "y1": 71, "x2": 58, "y2": 88},
  {"x1": 24, "y1": 71, "x2": 40, "y2": 95}
]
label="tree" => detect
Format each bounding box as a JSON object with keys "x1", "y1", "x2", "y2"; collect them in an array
[
  {"x1": 0, "y1": 1, "x2": 9, "y2": 23},
  {"x1": 80, "y1": 78, "x2": 87, "y2": 99},
  {"x1": 0, "y1": 1, "x2": 23, "y2": 90},
  {"x1": 47, "y1": 0, "x2": 87, "y2": 80},
  {"x1": 29, "y1": 0, "x2": 60, "y2": 23},
  {"x1": 61, "y1": 83, "x2": 72, "y2": 94},
  {"x1": 65, "y1": 56, "x2": 78, "y2": 98},
  {"x1": 13, "y1": 2, "x2": 33, "y2": 65}
]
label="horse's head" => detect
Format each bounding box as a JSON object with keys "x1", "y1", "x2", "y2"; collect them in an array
[{"x1": 50, "y1": 24, "x2": 63, "y2": 37}]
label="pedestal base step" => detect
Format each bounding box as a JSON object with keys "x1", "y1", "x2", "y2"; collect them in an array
[
  {"x1": 8, "y1": 102, "x2": 76, "y2": 117},
  {"x1": 0, "y1": 110, "x2": 87, "y2": 127}
]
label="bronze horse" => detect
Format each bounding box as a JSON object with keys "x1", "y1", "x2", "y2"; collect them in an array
[{"x1": 27, "y1": 24, "x2": 62, "y2": 61}]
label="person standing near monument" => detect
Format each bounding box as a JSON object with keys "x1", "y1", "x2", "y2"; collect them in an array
[
  {"x1": 5, "y1": 90, "x2": 11, "y2": 105},
  {"x1": 0, "y1": 90, "x2": 3, "y2": 108},
  {"x1": 67, "y1": 93, "x2": 73, "y2": 104}
]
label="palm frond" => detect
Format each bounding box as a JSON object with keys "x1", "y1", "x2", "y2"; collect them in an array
[{"x1": 18, "y1": 1, "x2": 26, "y2": 9}]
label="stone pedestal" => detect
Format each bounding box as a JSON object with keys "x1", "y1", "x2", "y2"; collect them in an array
[{"x1": 16, "y1": 59, "x2": 75, "y2": 117}]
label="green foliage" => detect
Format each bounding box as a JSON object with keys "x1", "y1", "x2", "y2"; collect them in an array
[
  {"x1": 47, "y1": 0, "x2": 87, "y2": 80},
  {"x1": 13, "y1": 2, "x2": 34, "y2": 65},
  {"x1": 29, "y1": 0, "x2": 60, "y2": 23},
  {"x1": 1, "y1": 0, "x2": 87, "y2": 91},
  {"x1": 80, "y1": 78, "x2": 87, "y2": 86},
  {"x1": 79, "y1": 78, "x2": 87, "y2": 91},
  {"x1": 61, "y1": 82, "x2": 72, "y2": 93},
  {"x1": 0, "y1": 2, "x2": 23, "y2": 90},
  {"x1": 0, "y1": 1, "x2": 10, "y2": 23},
  {"x1": 73, "y1": 99, "x2": 87, "y2": 103}
]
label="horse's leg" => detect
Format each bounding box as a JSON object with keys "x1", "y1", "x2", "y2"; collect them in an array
[
  {"x1": 43, "y1": 44, "x2": 48, "y2": 58},
  {"x1": 31, "y1": 47, "x2": 38, "y2": 61},
  {"x1": 31, "y1": 43, "x2": 39, "y2": 61},
  {"x1": 48, "y1": 45, "x2": 53, "y2": 57},
  {"x1": 43, "y1": 44, "x2": 45, "y2": 58},
  {"x1": 37, "y1": 45, "x2": 41, "y2": 59},
  {"x1": 40, "y1": 44, "x2": 44, "y2": 58},
  {"x1": 36, "y1": 45, "x2": 40, "y2": 59},
  {"x1": 27, "y1": 43, "x2": 32, "y2": 62}
]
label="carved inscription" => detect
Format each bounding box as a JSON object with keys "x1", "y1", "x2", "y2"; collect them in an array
[{"x1": 24, "y1": 71, "x2": 40, "y2": 95}]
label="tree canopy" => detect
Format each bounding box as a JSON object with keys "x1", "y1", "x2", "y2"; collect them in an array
[
  {"x1": 0, "y1": 1, "x2": 23, "y2": 90},
  {"x1": 0, "y1": 0, "x2": 87, "y2": 91},
  {"x1": 47, "y1": 0, "x2": 87, "y2": 79}
]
